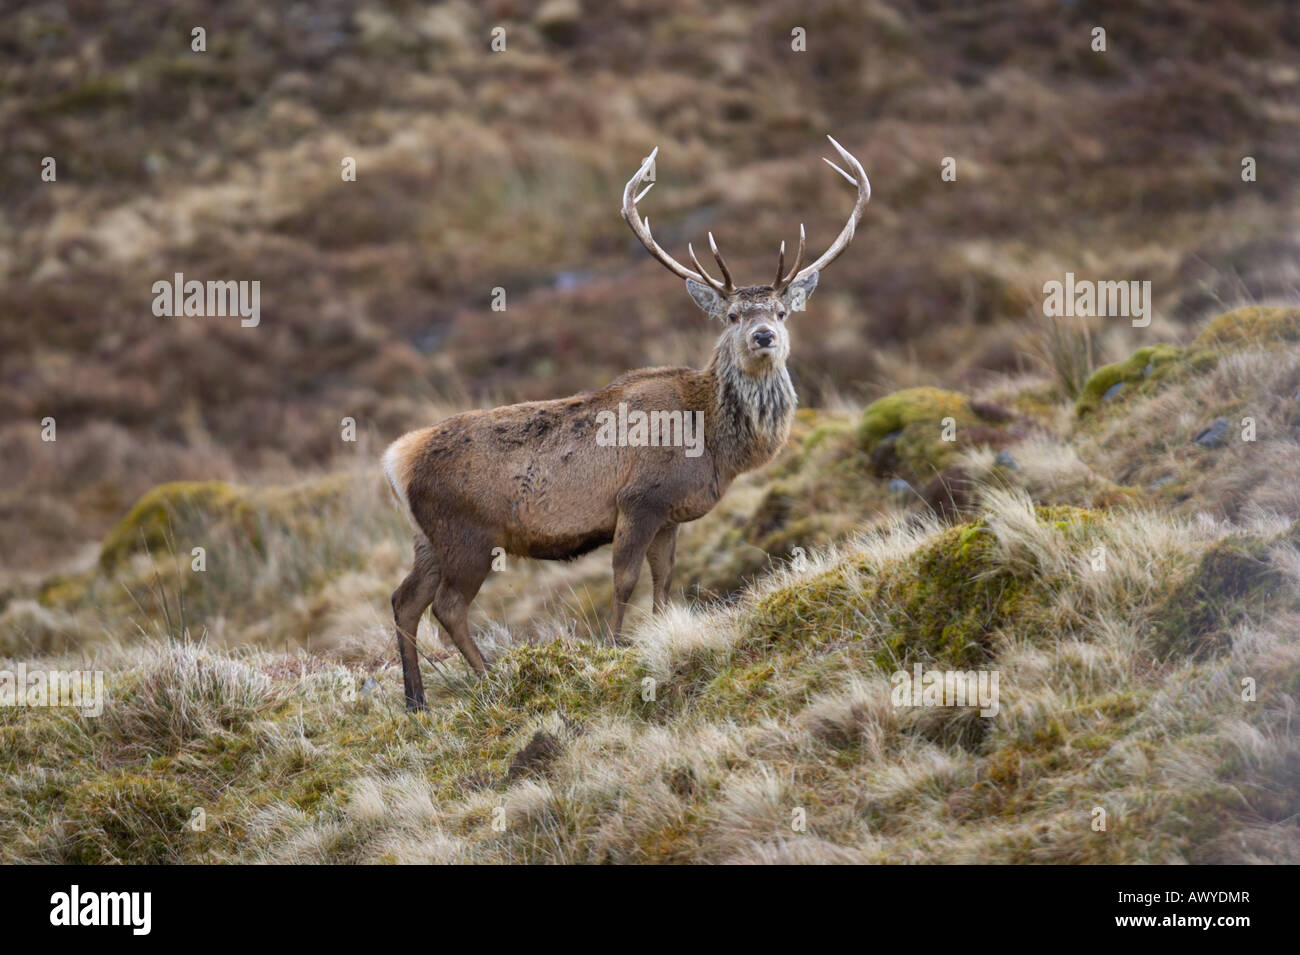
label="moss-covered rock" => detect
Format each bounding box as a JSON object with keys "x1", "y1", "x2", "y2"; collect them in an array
[
  {"x1": 1077, "y1": 308, "x2": 1300, "y2": 419},
  {"x1": 493, "y1": 640, "x2": 637, "y2": 717},
  {"x1": 1074, "y1": 344, "x2": 1185, "y2": 417},
  {"x1": 859, "y1": 387, "x2": 969, "y2": 453},
  {"x1": 748, "y1": 509, "x2": 1097, "y2": 670},
  {"x1": 1193, "y1": 305, "x2": 1300, "y2": 349},
  {"x1": 857, "y1": 387, "x2": 1015, "y2": 482},
  {"x1": 99, "y1": 481, "x2": 252, "y2": 569},
  {"x1": 1152, "y1": 535, "x2": 1286, "y2": 660},
  {"x1": 98, "y1": 475, "x2": 354, "y2": 570},
  {"x1": 869, "y1": 521, "x2": 1033, "y2": 669}
]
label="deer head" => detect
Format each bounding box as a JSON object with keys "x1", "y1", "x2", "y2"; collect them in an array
[{"x1": 621, "y1": 136, "x2": 871, "y2": 379}]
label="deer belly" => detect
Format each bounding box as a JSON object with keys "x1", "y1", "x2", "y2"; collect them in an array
[
  {"x1": 514, "y1": 528, "x2": 615, "y2": 562},
  {"x1": 498, "y1": 491, "x2": 618, "y2": 562}
]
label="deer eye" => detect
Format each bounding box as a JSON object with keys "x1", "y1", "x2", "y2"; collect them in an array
[
  {"x1": 727, "y1": 312, "x2": 739, "y2": 323},
  {"x1": 777, "y1": 310, "x2": 786, "y2": 320}
]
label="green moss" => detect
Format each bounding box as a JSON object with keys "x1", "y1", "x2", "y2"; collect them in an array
[
  {"x1": 1152, "y1": 536, "x2": 1286, "y2": 660},
  {"x1": 801, "y1": 420, "x2": 854, "y2": 459},
  {"x1": 1075, "y1": 344, "x2": 1184, "y2": 417},
  {"x1": 99, "y1": 481, "x2": 251, "y2": 569},
  {"x1": 858, "y1": 387, "x2": 996, "y2": 480},
  {"x1": 746, "y1": 510, "x2": 1101, "y2": 671},
  {"x1": 494, "y1": 641, "x2": 637, "y2": 717},
  {"x1": 37, "y1": 573, "x2": 91, "y2": 609},
  {"x1": 747, "y1": 564, "x2": 860, "y2": 646},
  {"x1": 1076, "y1": 311, "x2": 1299, "y2": 419},
  {"x1": 62, "y1": 771, "x2": 199, "y2": 864},
  {"x1": 1034, "y1": 504, "x2": 1100, "y2": 530},
  {"x1": 703, "y1": 658, "x2": 780, "y2": 719},
  {"x1": 870, "y1": 522, "x2": 1031, "y2": 669},
  {"x1": 97, "y1": 475, "x2": 355, "y2": 571},
  {"x1": 859, "y1": 387, "x2": 970, "y2": 448},
  {"x1": 1194, "y1": 305, "x2": 1300, "y2": 349}
]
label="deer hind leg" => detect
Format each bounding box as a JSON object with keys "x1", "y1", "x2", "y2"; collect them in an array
[
  {"x1": 429, "y1": 544, "x2": 491, "y2": 676},
  {"x1": 647, "y1": 522, "x2": 679, "y2": 614},
  {"x1": 392, "y1": 537, "x2": 439, "y2": 712},
  {"x1": 608, "y1": 510, "x2": 664, "y2": 643}
]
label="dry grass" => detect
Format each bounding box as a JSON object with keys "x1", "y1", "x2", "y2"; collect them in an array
[
  {"x1": 5, "y1": 309, "x2": 1298, "y2": 864},
  {"x1": 5, "y1": 457, "x2": 1296, "y2": 863},
  {"x1": 4, "y1": 2, "x2": 1300, "y2": 864}
]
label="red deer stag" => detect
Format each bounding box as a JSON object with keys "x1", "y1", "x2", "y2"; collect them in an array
[{"x1": 385, "y1": 136, "x2": 870, "y2": 710}]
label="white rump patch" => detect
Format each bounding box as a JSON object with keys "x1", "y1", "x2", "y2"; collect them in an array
[{"x1": 382, "y1": 434, "x2": 424, "y2": 536}]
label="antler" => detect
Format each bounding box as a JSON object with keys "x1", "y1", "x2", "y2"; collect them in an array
[
  {"x1": 623, "y1": 137, "x2": 869, "y2": 296},
  {"x1": 790, "y1": 136, "x2": 871, "y2": 284},
  {"x1": 688, "y1": 232, "x2": 735, "y2": 296},
  {"x1": 621, "y1": 148, "x2": 735, "y2": 296},
  {"x1": 772, "y1": 224, "x2": 807, "y2": 294}
]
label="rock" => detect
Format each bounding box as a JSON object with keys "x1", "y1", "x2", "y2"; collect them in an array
[
  {"x1": 994, "y1": 449, "x2": 1020, "y2": 470},
  {"x1": 360, "y1": 678, "x2": 379, "y2": 696},
  {"x1": 858, "y1": 387, "x2": 1016, "y2": 480},
  {"x1": 1149, "y1": 474, "x2": 1176, "y2": 490},
  {"x1": 888, "y1": 478, "x2": 912, "y2": 495},
  {"x1": 869, "y1": 429, "x2": 903, "y2": 474},
  {"x1": 1075, "y1": 343, "x2": 1183, "y2": 417},
  {"x1": 1192, "y1": 418, "x2": 1229, "y2": 448},
  {"x1": 1193, "y1": 305, "x2": 1300, "y2": 348}
]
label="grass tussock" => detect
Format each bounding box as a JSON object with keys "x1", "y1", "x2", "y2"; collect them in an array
[{"x1": 3, "y1": 310, "x2": 1299, "y2": 864}]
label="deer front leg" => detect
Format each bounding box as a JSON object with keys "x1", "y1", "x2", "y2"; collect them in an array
[
  {"x1": 608, "y1": 510, "x2": 663, "y2": 643},
  {"x1": 647, "y1": 522, "x2": 678, "y2": 614}
]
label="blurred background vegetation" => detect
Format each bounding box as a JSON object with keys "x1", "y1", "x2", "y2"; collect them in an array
[{"x1": 1, "y1": 0, "x2": 1298, "y2": 574}]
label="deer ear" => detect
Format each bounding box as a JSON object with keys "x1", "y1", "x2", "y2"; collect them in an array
[
  {"x1": 686, "y1": 279, "x2": 726, "y2": 319},
  {"x1": 781, "y1": 271, "x2": 818, "y2": 314}
]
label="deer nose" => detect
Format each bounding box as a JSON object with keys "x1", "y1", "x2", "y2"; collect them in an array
[{"x1": 753, "y1": 328, "x2": 775, "y2": 348}]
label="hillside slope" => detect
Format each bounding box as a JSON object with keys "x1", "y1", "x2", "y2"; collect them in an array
[
  {"x1": 1, "y1": 306, "x2": 1298, "y2": 863},
  {"x1": 5, "y1": 0, "x2": 1300, "y2": 572}
]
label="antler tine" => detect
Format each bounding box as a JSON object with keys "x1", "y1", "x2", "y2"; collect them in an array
[
  {"x1": 621, "y1": 147, "x2": 708, "y2": 285},
  {"x1": 774, "y1": 223, "x2": 806, "y2": 292},
  {"x1": 822, "y1": 157, "x2": 856, "y2": 185},
  {"x1": 687, "y1": 241, "x2": 729, "y2": 295},
  {"x1": 708, "y1": 232, "x2": 735, "y2": 293},
  {"x1": 794, "y1": 136, "x2": 872, "y2": 282}
]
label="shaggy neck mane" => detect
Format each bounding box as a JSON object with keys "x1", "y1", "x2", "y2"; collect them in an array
[{"x1": 705, "y1": 342, "x2": 797, "y2": 478}]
